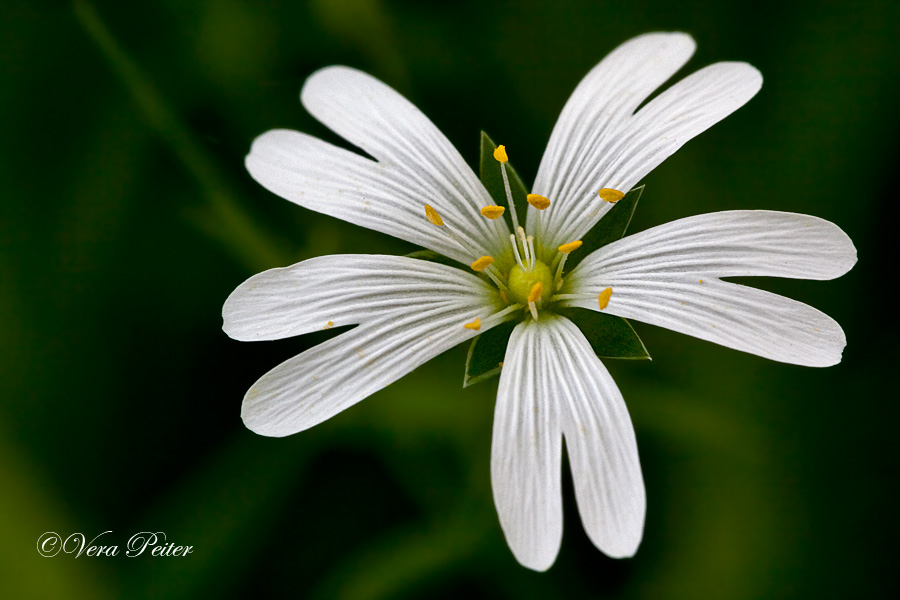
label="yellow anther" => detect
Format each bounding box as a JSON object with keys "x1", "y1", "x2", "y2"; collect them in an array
[
  {"x1": 526, "y1": 194, "x2": 551, "y2": 210},
  {"x1": 557, "y1": 240, "x2": 583, "y2": 254},
  {"x1": 527, "y1": 282, "x2": 543, "y2": 303},
  {"x1": 480, "y1": 205, "x2": 506, "y2": 219},
  {"x1": 493, "y1": 145, "x2": 509, "y2": 163},
  {"x1": 464, "y1": 317, "x2": 481, "y2": 331},
  {"x1": 323, "y1": 321, "x2": 334, "y2": 330},
  {"x1": 471, "y1": 256, "x2": 494, "y2": 272},
  {"x1": 597, "y1": 287, "x2": 613, "y2": 310},
  {"x1": 424, "y1": 204, "x2": 444, "y2": 226},
  {"x1": 598, "y1": 188, "x2": 625, "y2": 203}
]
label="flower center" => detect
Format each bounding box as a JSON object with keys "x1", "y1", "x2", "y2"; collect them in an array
[
  {"x1": 508, "y1": 261, "x2": 553, "y2": 306},
  {"x1": 421, "y1": 143, "x2": 623, "y2": 328}
]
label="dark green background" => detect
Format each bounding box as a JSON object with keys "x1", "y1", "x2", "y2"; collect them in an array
[{"x1": 2, "y1": 1, "x2": 896, "y2": 598}]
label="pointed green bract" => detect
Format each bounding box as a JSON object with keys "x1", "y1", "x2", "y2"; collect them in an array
[
  {"x1": 565, "y1": 185, "x2": 643, "y2": 271},
  {"x1": 479, "y1": 132, "x2": 530, "y2": 232},
  {"x1": 556, "y1": 307, "x2": 650, "y2": 360},
  {"x1": 463, "y1": 319, "x2": 517, "y2": 387},
  {"x1": 405, "y1": 249, "x2": 467, "y2": 270},
  {"x1": 464, "y1": 305, "x2": 649, "y2": 389}
]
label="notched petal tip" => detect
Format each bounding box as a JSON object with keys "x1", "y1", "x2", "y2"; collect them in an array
[
  {"x1": 514, "y1": 549, "x2": 558, "y2": 573},
  {"x1": 631, "y1": 30, "x2": 696, "y2": 51},
  {"x1": 825, "y1": 221, "x2": 859, "y2": 278},
  {"x1": 806, "y1": 324, "x2": 847, "y2": 368},
  {"x1": 597, "y1": 534, "x2": 644, "y2": 560},
  {"x1": 221, "y1": 286, "x2": 251, "y2": 341},
  {"x1": 240, "y1": 391, "x2": 292, "y2": 438},
  {"x1": 221, "y1": 268, "x2": 292, "y2": 342},
  {"x1": 729, "y1": 61, "x2": 764, "y2": 94},
  {"x1": 300, "y1": 64, "x2": 364, "y2": 109}
]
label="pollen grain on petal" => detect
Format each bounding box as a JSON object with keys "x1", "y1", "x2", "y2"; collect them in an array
[
  {"x1": 598, "y1": 188, "x2": 625, "y2": 203},
  {"x1": 557, "y1": 240, "x2": 583, "y2": 254},
  {"x1": 480, "y1": 205, "x2": 506, "y2": 219},
  {"x1": 493, "y1": 145, "x2": 509, "y2": 163},
  {"x1": 464, "y1": 317, "x2": 482, "y2": 331},
  {"x1": 598, "y1": 287, "x2": 613, "y2": 310},
  {"x1": 526, "y1": 194, "x2": 551, "y2": 210},
  {"x1": 471, "y1": 256, "x2": 494, "y2": 272},
  {"x1": 424, "y1": 204, "x2": 444, "y2": 226},
  {"x1": 527, "y1": 282, "x2": 543, "y2": 303}
]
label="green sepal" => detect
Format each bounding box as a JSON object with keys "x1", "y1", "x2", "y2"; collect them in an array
[
  {"x1": 565, "y1": 185, "x2": 643, "y2": 271},
  {"x1": 463, "y1": 319, "x2": 517, "y2": 388},
  {"x1": 479, "y1": 131, "x2": 530, "y2": 232},
  {"x1": 556, "y1": 307, "x2": 651, "y2": 360},
  {"x1": 404, "y1": 249, "x2": 465, "y2": 270}
]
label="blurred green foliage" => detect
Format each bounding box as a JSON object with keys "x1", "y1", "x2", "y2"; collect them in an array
[{"x1": 1, "y1": 0, "x2": 897, "y2": 598}]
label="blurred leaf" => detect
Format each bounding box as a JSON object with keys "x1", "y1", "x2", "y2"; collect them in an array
[
  {"x1": 479, "y1": 131, "x2": 530, "y2": 233},
  {"x1": 565, "y1": 185, "x2": 643, "y2": 271},
  {"x1": 556, "y1": 307, "x2": 650, "y2": 360},
  {"x1": 309, "y1": 0, "x2": 408, "y2": 89},
  {"x1": 463, "y1": 320, "x2": 517, "y2": 387},
  {"x1": 0, "y1": 430, "x2": 114, "y2": 600},
  {"x1": 73, "y1": 0, "x2": 289, "y2": 272},
  {"x1": 310, "y1": 505, "x2": 491, "y2": 600}
]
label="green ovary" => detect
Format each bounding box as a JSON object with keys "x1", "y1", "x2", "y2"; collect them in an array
[{"x1": 508, "y1": 261, "x2": 553, "y2": 305}]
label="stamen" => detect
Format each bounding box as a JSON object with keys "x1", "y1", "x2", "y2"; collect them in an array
[
  {"x1": 422, "y1": 203, "x2": 475, "y2": 256},
  {"x1": 464, "y1": 317, "x2": 482, "y2": 331},
  {"x1": 528, "y1": 301, "x2": 539, "y2": 321},
  {"x1": 527, "y1": 282, "x2": 543, "y2": 303},
  {"x1": 557, "y1": 240, "x2": 582, "y2": 254},
  {"x1": 480, "y1": 205, "x2": 506, "y2": 219},
  {"x1": 493, "y1": 145, "x2": 509, "y2": 163},
  {"x1": 484, "y1": 266, "x2": 511, "y2": 294},
  {"x1": 597, "y1": 287, "x2": 613, "y2": 310},
  {"x1": 526, "y1": 194, "x2": 551, "y2": 210},
  {"x1": 510, "y1": 233, "x2": 525, "y2": 268},
  {"x1": 517, "y1": 226, "x2": 531, "y2": 266},
  {"x1": 552, "y1": 240, "x2": 581, "y2": 283},
  {"x1": 470, "y1": 256, "x2": 494, "y2": 272},
  {"x1": 424, "y1": 204, "x2": 444, "y2": 226},
  {"x1": 498, "y1": 158, "x2": 521, "y2": 233},
  {"x1": 598, "y1": 188, "x2": 625, "y2": 203},
  {"x1": 483, "y1": 302, "x2": 526, "y2": 329},
  {"x1": 526, "y1": 236, "x2": 536, "y2": 271}
]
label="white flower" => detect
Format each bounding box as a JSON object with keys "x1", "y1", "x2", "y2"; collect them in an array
[{"x1": 223, "y1": 32, "x2": 856, "y2": 571}]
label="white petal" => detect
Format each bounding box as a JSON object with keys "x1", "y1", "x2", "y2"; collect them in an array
[
  {"x1": 223, "y1": 254, "x2": 499, "y2": 341},
  {"x1": 548, "y1": 316, "x2": 645, "y2": 558},
  {"x1": 491, "y1": 316, "x2": 646, "y2": 569},
  {"x1": 564, "y1": 211, "x2": 855, "y2": 366},
  {"x1": 533, "y1": 33, "x2": 695, "y2": 217},
  {"x1": 563, "y1": 277, "x2": 847, "y2": 367},
  {"x1": 531, "y1": 32, "x2": 762, "y2": 250},
  {"x1": 572, "y1": 211, "x2": 857, "y2": 281},
  {"x1": 225, "y1": 254, "x2": 504, "y2": 437},
  {"x1": 241, "y1": 306, "x2": 486, "y2": 437},
  {"x1": 491, "y1": 319, "x2": 564, "y2": 571},
  {"x1": 246, "y1": 66, "x2": 510, "y2": 264}
]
